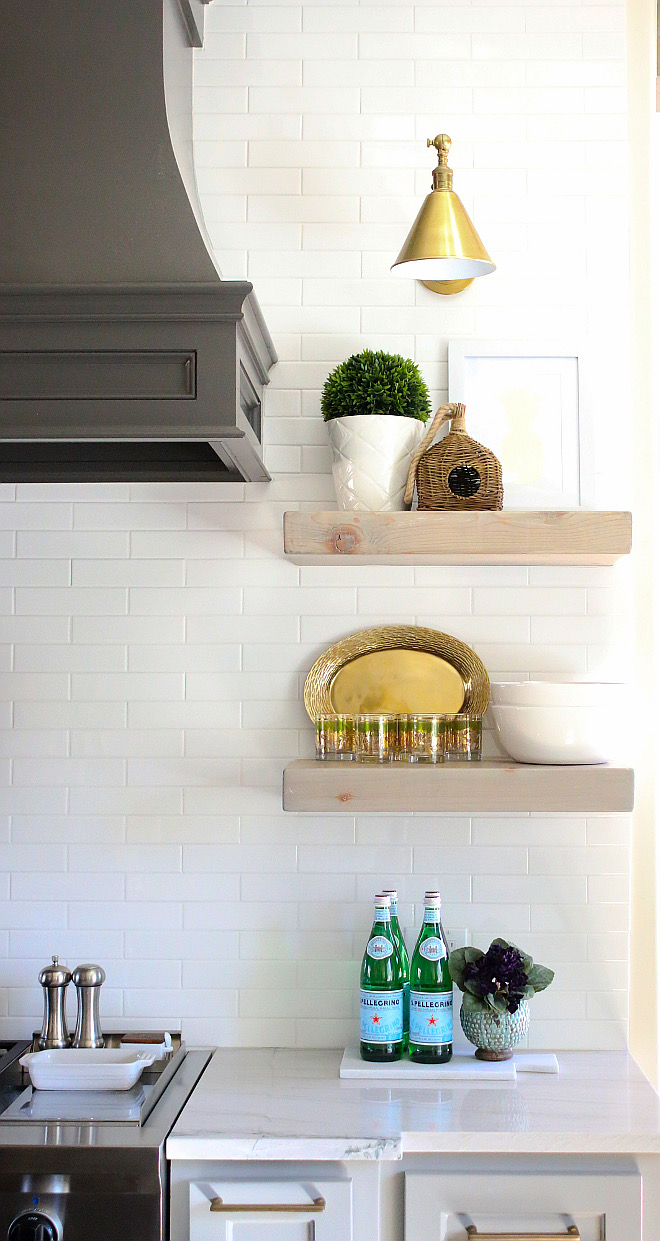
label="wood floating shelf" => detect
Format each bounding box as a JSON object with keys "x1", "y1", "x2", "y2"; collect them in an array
[
  {"x1": 283, "y1": 510, "x2": 632, "y2": 566},
  {"x1": 282, "y1": 760, "x2": 634, "y2": 815}
]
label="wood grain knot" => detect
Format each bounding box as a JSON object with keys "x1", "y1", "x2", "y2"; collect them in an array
[{"x1": 330, "y1": 529, "x2": 359, "y2": 554}]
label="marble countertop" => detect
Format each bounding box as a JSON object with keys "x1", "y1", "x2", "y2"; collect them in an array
[{"x1": 166, "y1": 1048, "x2": 660, "y2": 1161}]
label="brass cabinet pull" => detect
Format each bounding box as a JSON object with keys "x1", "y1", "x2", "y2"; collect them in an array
[
  {"x1": 466, "y1": 1228, "x2": 579, "y2": 1241},
  {"x1": 210, "y1": 1196, "x2": 326, "y2": 1214}
]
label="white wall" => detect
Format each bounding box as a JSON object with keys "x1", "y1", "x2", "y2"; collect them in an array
[{"x1": 0, "y1": 0, "x2": 634, "y2": 1051}]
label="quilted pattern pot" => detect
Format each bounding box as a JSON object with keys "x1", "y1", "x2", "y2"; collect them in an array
[
  {"x1": 460, "y1": 997, "x2": 530, "y2": 1059},
  {"x1": 326, "y1": 414, "x2": 425, "y2": 512}
]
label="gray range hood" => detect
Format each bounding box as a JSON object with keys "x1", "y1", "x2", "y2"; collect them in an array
[{"x1": 0, "y1": 0, "x2": 276, "y2": 481}]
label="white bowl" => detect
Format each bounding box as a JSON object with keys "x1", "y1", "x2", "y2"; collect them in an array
[
  {"x1": 491, "y1": 704, "x2": 615, "y2": 765},
  {"x1": 490, "y1": 681, "x2": 625, "y2": 708}
]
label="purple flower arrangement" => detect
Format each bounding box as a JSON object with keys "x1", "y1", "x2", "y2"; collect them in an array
[{"x1": 448, "y1": 938, "x2": 554, "y2": 1016}]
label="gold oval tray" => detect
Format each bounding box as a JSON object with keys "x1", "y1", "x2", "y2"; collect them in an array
[{"x1": 304, "y1": 625, "x2": 490, "y2": 720}]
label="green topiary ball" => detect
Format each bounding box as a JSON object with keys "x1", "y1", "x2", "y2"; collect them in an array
[{"x1": 321, "y1": 349, "x2": 431, "y2": 423}]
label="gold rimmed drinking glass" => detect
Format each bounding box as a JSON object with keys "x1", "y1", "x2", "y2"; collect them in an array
[
  {"x1": 354, "y1": 713, "x2": 397, "y2": 763},
  {"x1": 397, "y1": 713, "x2": 446, "y2": 764},
  {"x1": 315, "y1": 713, "x2": 355, "y2": 761},
  {"x1": 445, "y1": 713, "x2": 482, "y2": 762}
]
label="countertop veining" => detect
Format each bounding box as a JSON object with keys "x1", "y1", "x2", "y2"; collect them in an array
[{"x1": 166, "y1": 1048, "x2": 660, "y2": 1162}]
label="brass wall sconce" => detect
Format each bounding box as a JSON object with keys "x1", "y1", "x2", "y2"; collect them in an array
[{"x1": 391, "y1": 134, "x2": 495, "y2": 296}]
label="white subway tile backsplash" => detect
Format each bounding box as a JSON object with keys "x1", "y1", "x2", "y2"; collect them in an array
[
  {"x1": 128, "y1": 701, "x2": 241, "y2": 729},
  {"x1": 68, "y1": 787, "x2": 183, "y2": 815},
  {"x1": 10, "y1": 930, "x2": 125, "y2": 960},
  {"x1": 14, "y1": 701, "x2": 127, "y2": 729},
  {"x1": 71, "y1": 673, "x2": 184, "y2": 700},
  {"x1": 11, "y1": 872, "x2": 126, "y2": 901},
  {"x1": 128, "y1": 645, "x2": 241, "y2": 672},
  {"x1": 0, "y1": 902, "x2": 68, "y2": 929},
  {"x1": 0, "y1": 0, "x2": 631, "y2": 1051},
  {"x1": 125, "y1": 930, "x2": 240, "y2": 960},
  {"x1": 73, "y1": 615, "x2": 185, "y2": 643},
  {"x1": 71, "y1": 730, "x2": 183, "y2": 757},
  {"x1": 14, "y1": 645, "x2": 127, "y2": 673},
  {"x1": 0, "y1": 504, "x2": 72, "y2": 529},
  {"x1": 68, "y1": 902, "x2": 183, "y2": 930}
]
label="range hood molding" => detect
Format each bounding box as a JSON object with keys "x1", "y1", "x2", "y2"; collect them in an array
[
  {"x1": 0, "y1": 282, "x2": 276, "y2": 482},
  {"x1": 0, "y1": 0, "x2": 276, "y2": 482}
]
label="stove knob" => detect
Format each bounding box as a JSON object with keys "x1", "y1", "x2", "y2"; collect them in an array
[{"x1": 7, "y1": 1214, "x2": 58, "y2": 1241}]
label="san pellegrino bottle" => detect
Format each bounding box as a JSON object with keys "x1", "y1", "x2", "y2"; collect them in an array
[
  {"x1": 360, "y1": 893, "x2": 404, "y2": 1062},
  {"x1": 382, "y1": 889, "x2": 410, "y2": 1047},
  {"x1": 409, "y1": 890, "x2": 453, "y2": 1064}
]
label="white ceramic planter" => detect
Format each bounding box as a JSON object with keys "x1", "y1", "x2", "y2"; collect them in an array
[{"x1": 326, "y1": 414, "x2": 425, "y2": 512}]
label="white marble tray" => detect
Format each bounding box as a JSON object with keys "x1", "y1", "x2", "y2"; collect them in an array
[{"x1": 340, "y1": 1047, "x2": 516, "y2": 1080}]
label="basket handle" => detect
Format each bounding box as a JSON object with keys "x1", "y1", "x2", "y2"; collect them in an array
[{"x1": 404, "y1": 402, "x2": 463, "y2": 507}]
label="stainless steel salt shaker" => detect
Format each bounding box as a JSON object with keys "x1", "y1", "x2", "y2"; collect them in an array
[
  {"x1": 71, "y1": 963, "x2": 106, "y2": 1049},
  {"x1": 38, "y1": 955, "x2": 72, "y2": 1050}
]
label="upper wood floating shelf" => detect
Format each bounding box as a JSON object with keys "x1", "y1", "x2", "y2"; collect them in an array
[
  {"x1": 283, "y1": 760, "x2": 634, "y2": 815},
  {"x1": 283, "y1": 510, "x2": 632, "y2": 567}
]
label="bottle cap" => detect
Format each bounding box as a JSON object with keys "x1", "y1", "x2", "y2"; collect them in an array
[
  {"x1": 382, "y1": 888, "x2": 398, "y2": 900},
  {"x1": 374, "y1": 893, "x2": 391, "y2": 906},
  {"x1": 424, "y1": 891, "x2": 442, "y2": 905}
]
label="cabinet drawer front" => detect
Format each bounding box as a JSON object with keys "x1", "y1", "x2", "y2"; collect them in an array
[
  {"x1": 405, "y1": 1171, "x2": 641, "y2": 1241},
  {"x1": 0, "y1": 350, "x2": 196, "y2": 401},
  {"x1": 190, "y1": 1178, "x2": 352, "y2": 1241}
]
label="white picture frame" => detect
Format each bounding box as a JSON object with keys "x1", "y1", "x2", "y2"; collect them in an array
[{"x1": 448, "y1": 341, "x2": 587, "y2": 509}]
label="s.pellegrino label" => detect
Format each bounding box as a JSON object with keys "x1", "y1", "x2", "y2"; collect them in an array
[
  {"x1": 360, "y1": 989, "x2": 404, "y2": 1044},
  {"x1": 359, "y1": 895, "x2": 404, "y2": 1062},
  {"x1": 409, "y1": 990, "x2": 453, "y2": 1046},
  {"x1": 408, "y1": 894, "x2": 452, "y2": 1064}
]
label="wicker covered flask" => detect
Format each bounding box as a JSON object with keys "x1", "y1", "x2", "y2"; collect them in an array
[{"x1": 404, "y1": 402, "x2": 503, "y2": 511}]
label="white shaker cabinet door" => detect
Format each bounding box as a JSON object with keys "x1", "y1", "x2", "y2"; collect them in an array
[
  {"x1": 190, "y1": 1178, "x2": 352, "y2": 1241},
  {"x1": 405, "y1": 1170, "x2": 642, "y2": 1241}
]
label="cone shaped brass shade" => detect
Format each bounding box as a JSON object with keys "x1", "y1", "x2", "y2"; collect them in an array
[{"x1": 391, "y1": 134, "x2": 495, "y2": 295}]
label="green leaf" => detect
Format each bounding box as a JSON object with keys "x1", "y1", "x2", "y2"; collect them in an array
[
  {"x1": 526, "y1": 964, "x2": 555, "y2": 993},
  {"x1": 448, "y1": 945, "x2": 484, "y2": 991},
  {"x1": 461, "y1": 991, "x2": 487, "y2": 1015}
]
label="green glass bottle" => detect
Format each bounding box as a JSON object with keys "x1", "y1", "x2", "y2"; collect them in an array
[
  {"x1": 382, "y1": 888, "x2": 410, "y2": 1047},
  {"x1": 360, "y1": 893, "x2": 404, "y2": 1062},
  {"x1": 409, "y1": 890, "x2": 453, "y2": 1064}
]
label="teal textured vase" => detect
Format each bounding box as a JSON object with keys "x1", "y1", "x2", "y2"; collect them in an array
[{"x1": 460, "y1": 997, "x2": 530, "y2": 1061}]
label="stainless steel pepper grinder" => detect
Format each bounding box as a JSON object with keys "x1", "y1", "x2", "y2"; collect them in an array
[
  {"x1": 38, "y1": 955, "x2": 72, "y2": 1049},
  {"x1": 71, "y1": 963, "x2": 106, "y2": 1049}
]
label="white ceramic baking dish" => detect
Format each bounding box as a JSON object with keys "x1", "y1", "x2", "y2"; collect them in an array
[{"x1": 20, "y1": 1048, "x2": 156, "y2": 1091}]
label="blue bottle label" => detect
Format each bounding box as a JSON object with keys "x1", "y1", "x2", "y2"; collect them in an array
[
  {"x1": 367, "y1": 935, "x2": 393, "y2": 959},
  {"x1": 419, "y1": 936, "x2": 445, "y2": 961},
  {"x1": 360, "y1": 989, "x2": 403, "y2": 1043},
  {"x1": 409, "y1": 990, "x2": 453, "y2": 1045}
]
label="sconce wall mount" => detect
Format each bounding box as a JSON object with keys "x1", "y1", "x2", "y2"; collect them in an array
[{"x1": 391, "y1": 134, "x2": 495, "y2": 296}]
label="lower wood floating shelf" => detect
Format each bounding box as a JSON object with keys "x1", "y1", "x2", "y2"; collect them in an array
[
  {"x1": 283, "y1": 510, "x2": 632, "y2": 566},
  {"x1": 282, "y1": 760, "x2": 634, "y2": 814}
]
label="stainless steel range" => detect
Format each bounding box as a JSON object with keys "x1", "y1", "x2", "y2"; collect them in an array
[{"x1": 0, "y1": 1037, "x2": 212, "y2": 1241}]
